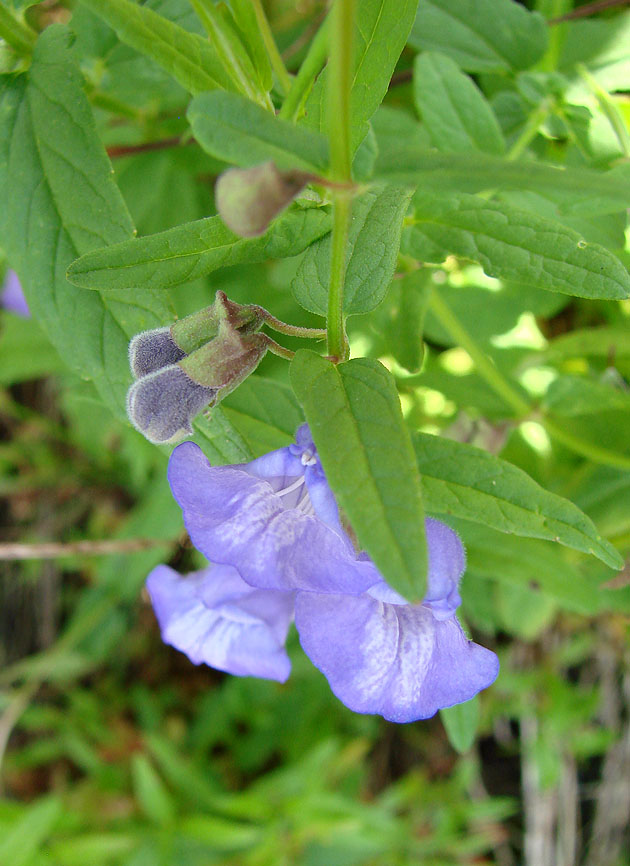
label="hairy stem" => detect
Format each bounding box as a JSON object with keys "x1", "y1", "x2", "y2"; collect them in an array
[{"x1": 326, "y1": 0, "x2": 356, "y2": 361}]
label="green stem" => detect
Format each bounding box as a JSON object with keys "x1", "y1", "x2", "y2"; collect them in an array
[
  {"x1": 0, "y1": 4, "x2": 36, "y2": 55},
  {"x1": 279, "y1": 13, "x2": 330, "y2": 121},
  {"x1": 265, "y1": 337, "x2": 295, "y2": 361},
  {"x1": 257, "y1": 309, "x2": 326, "y2": 339},
  {"x1": 429, "y1": 290, "x2": 531, "y2": 416},
  {"x1": 327, "y1": 193, "x2": 352, "y2": 360},
  {"x1": 429, "y1": 289, "x2": 630, "y2": 471},
  {"x1": 325, "y1": 0, "x2": 356, "y2": 361},
  {"x1": 250, "y1": 0, "x2": 292, "y2": 96},
  {"x1": 506, "y1": 100, "x2": 552, "y2": 161}
]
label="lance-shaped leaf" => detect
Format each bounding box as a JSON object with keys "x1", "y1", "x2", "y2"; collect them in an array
[
  {"x1": 66, "y1": 206, "x2": 330, "y2": 292},
  {"x1": 409, "y1": 0, "x2": 548, "y2": 73},
  {"x1": 303, "y1": 0, "x2": 418, "y2": 150},
  {"x1": 188, "y1": 91, "x2": 329, "y2": 173},
  {"x1": 0, "y1": 26, "x2": 171, "y2": 415},
  {"x1": 413, "y1": 52, "x2": 505, "y2": 155},
  {"x1": 405, "y1": 193, "x2": 630, "y2": 300},
  {"x1": 291, "y1": 351, "x2": 427, "y2": 602},
  {"x1": 78, "y1": 0, "x2": 235, "y2": 95},
  {"x1": 413, "y1": 432, "x2": 623, "y2": 570},
  {"x1": 374, "y1": 148, "x2": 630, "y2": 217},
  {"x1": 292, "y1": 186, "x2": 413, "y2": 316}
]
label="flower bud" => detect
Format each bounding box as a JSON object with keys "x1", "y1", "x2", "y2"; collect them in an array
[
  {"x1": 215, "y1": 162, "x2": 312, "y2": 238},
  {"x1": 127, "y1": 365, "x2": 217, "y2": 444},
  {"x1": 128, "y1": 327, "x2": 186, "y2": 378}
]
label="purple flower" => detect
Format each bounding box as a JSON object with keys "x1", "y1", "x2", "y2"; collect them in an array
[
  {"x1": 1, "y1": 270, "x2": 29, "y2": 318},
  {"x1": 150, "y1": 425, "x2": 499, "y2": 722},
  {"x1": 146, "y1": 563, "x2": 293, "y2": 682}
]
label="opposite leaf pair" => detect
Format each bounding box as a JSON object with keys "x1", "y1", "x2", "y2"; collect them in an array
[{"x1": 147, "y1": 425, "x2": 499, "y2": 723}]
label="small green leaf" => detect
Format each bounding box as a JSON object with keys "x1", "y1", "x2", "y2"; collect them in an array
[
  {"x1": 413, "y1": 52, "x2": 505, "y2": 155},
  {"x1": 384, "y1": 269, "x2": 431, "y2": 373},
  {"x1": 406, "y1": 193, "x2": 630, "y2": 300},
  {"x1": 440, "y1": 697, "x2": 480, "y2": 753},
  {"x1": 78, "y1": 0, "x2": 235, "y2": 95},
  {"x1": 374, "y1": 148, "x2": 630, "y2": 216},
  {"x1": 542, "y1": 375, "x2": 630, "y2": 416},
  {"x1": 131, "y1": 753, "x2": 177, "y2": 825},
  {"x1": 291, "y1": 351, "x2": 427, "y2": 602},
  {"x1": 189, "y1": 90, "x2": 329, "y2": 173},
  {"x1": 303, "y1": 0, "x2": 418, "y2": 149},
  {"x1": 0, "y1": 314, "x2": 66, "y2": 384},
  {"x1": 292, "y1": 186, "x2": 413, "y2": 316},
  {"x1": 221, "y1": 376, "x2": 304, "y2": 456},
  {"x1": 410, "y1": 0, "x2": 548, "y2": 73},
  {"x1": 0, "y1": 797, "x2": 62, "y2": 866},
  {"x1": 67, "y1": 206, "x2": 331, "y2": 291},
  {"x1": 541, "y1": 327, "x2": 630, "y2": 364},
  {"x1": 414, "y1": 433, "x2": 623, "y2": 570}
]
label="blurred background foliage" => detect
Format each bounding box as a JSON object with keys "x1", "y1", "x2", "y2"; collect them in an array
[{"x1": 2, "y1": 0, "x2": 630, "y2": 864}]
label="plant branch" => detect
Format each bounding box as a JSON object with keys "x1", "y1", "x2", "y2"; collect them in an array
[
  {"x1": 279, "y1": 13, "x2": 330, "y2": 121},
  {"x1": 550, "y1": 0, "x2": 630, "y2": 23},
  {"x1": 325, "y1": 0, "x2": 356, "y2": 361},
  {"x1": 0, "y1": 4, "x2": 36, "y2": 55},
  {"x1": 0, "y1": 538, "x2": 172, "y2": 561}
]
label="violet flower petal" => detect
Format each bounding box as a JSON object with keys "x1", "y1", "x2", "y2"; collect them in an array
[
  {"x1": 168, "y1": 441, "x2": 379, "y2": 595},
  {"x1": 295, "y1": 592, "x2": 499, "y2": 723},
  {"x1": 146, "y1": 564, "x2": 293, "y2": 681},
  {"x1": 1, "y1": 270, "x2": 29, "y2": 318}
]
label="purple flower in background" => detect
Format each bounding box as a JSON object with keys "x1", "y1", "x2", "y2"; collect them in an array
[
  {"x1": 149, "y1": 425, "x2": 499, "y2": 722},
  {"x1": 1, "y1": 270, "x2": 29, "y2": 318}
]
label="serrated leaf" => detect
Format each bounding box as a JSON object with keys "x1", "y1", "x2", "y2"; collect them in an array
[
  {"x1": 406, "y1": 193, "x2": 630, "y2": 300},
  {"x1": 292, "y1": 186, "x2": 412, "y2": 316},
  {"x1": 0, "y1": 27, "x2": 171, "y2": 415},
  {"x1": 413, "y1": 52, "x2": 505, "y2": 155},
  {"x1": 374, "y1": 148, "x2": 630, "y2": 216},
  {"x1": 78, "y1": 0, "x2": 235, "y2": 95},
  {"x1": 414, "y1": 433, "x2": 623, "y2": 569},
  {"x1": 440, "y1": 697, "x2": 480, "y2": 753},
  {"x1": 67, "y1": 206, "x2": 331, "y2": 291},
  {"x1": 189, "y1": 90, "x2": 328, "y2": 172},
  {"x1": 303, "y1": 0, "x2": 418, "y2": 149},
  {"x1": 409, "y1": 0, "x2": 548, "y2": 73},
  {"x1": 291, "y1": 351, "x2": 427, "y2": 602}
]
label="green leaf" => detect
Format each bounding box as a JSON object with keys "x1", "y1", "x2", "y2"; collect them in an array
[
  {"x1": 383, "y1": 269, "x2": 431, "y2": 374},
  {"x1": 225, "y1": 0, "x2": 272, "y2": 92},
  {"x1": 303, "y1": 0, "x2": 418, "y2": 149},
  {"x1": 131, "y1": 754, "x2": 177, "y2": 825},
  {"x1": 541, "y1": 327, "x2": 630, "y2": 364},
  {"x1": 495, "y1": 581, "x2": 557, "y2": 639},
  {"x1": 413, "y1": 432, "x2": 623, "y2": 570},
  {"x1": 374, "y1": 148, "x2": 630, "y2": 216},
  {"x1": 188, "y1": 91, "x2": 329, "y2": 173},
  {"x1": 291, "y1": 351, "x2": 427, "y2": 602},
  {"x1": 440, "y1": 697, "x2": 480, "y2": 753},
  {"x1": 0, "y1": 314, "x2": 66, "y2": 384},
  {"x1": 459, "y1": 520, "x2": 606, "y2": 615},
  {"x1": 192, "y1": 408, "x2": 254, "y2": 466},
  {"x1": 0, "y1": 27, "x2": 171, "y2": 415},
  {"x1": 413, "y1": 52, "x2": 505, "y2": 155},
  {"x1": 409, "y1": 0, "x2": 548, "y2": 73},
  {"x1": 406, "y1": 193, "x2": 630, "y2": 300},
  {"x1": 292, "y1": 186, "x2": 413, "y2": 316},
  {"x1": 542, "y1": 375, "x2": 630, "y2": 416},
  {"x1": 66, "y1": 206, "x2": 331, "y2": 291},
  {"x1": 221, "y1": 376, "x2": 304, "y2": 457},
  {"x1": 78, "y1": 0, "x2": 235, "y2": 95},
  {"x1": 0, "y1": 797, "x2": 62, "y2": 866}
]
